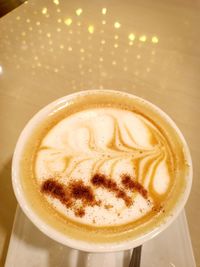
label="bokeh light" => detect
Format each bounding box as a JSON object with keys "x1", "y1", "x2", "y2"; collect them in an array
[
  {"x1": 128, "y1": 33, "x2": 135, "y2": 41},
  {"x1": 53, "y1": 0, "x2": 59, "y2": 5},
  {"x1": 139, "y1": 35, "x2": 147, "y2": 42},
  {"x1": 102, "y1": 8, "x2": 107, "y2": 15},
  {"x1": 0, "y1": 65, "x2": 3, "y2": 75},
  {"x1": 114, "y1": 22, "x2": 121, "y2": 29},
  {"x1": 64, "y1": 18, "x2": 72, "y2": 26},
  {"x1": 42, "y1": 7, "x2": 47, "y2": 14},
  {"x1": 76, "y1": 8, "x2": 83, "y2": 16},
  {"x1": 152, "y1": 36, "x2": 159, "y2": 43},
  {"x1": 88, "y1": 25, "x2": 94, "y2": 34}
]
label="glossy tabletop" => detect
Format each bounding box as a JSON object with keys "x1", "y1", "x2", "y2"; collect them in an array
[{"x1": 0, "y1": 0, "x2": 200, "y2": 266}]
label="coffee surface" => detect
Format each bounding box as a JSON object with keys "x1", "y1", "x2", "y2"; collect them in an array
[
  {"x1": 20, "y1": 91, "x2": 188, "y2": 243},
  {"x1": 36, "y1": 108, "x2": 171, "y2": 226}
]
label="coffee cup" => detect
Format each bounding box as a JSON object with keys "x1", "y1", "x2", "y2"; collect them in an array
[{"x1": 12, "y1": 90, "x2": 192, "y2": 252}]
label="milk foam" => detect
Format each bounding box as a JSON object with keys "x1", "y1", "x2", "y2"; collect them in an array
[{"x1": 35, "y1": 108, "x2": 171, "y2": 226}]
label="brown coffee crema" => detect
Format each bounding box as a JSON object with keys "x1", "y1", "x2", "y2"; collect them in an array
[{"x1": 20, "y1": 91, "x2": 188, "y2": 243}]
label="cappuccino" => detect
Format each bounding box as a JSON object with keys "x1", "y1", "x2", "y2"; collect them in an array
[{"x1": 15, "y1": 90, "x2": 191, "y2": 248}]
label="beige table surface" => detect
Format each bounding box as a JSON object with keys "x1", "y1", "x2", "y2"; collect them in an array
[{"x1": 0, "y1": 0, "x2": 200, "y2": 266}]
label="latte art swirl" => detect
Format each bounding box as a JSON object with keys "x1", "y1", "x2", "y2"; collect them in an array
[{"x1": 35, "y1": 108, "x2": 173, "y2": 226}]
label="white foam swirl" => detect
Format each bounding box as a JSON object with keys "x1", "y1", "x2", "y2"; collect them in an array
[{"x1": 35, "y1": 108, "x2": 171, "y2": 226}]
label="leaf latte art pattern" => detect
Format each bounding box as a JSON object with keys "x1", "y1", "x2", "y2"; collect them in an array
[{"x1": 35, "y1": 108, "x2": 173, "y2": 226}]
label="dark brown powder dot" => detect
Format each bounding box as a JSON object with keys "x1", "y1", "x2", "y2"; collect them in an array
[
  {"x1": 71, "y1": 181, "x2": 94, "y2": 202},
  {"x1": 41, "y1": 179, "x2": 97, "y2": 217},
  {"x1": 91, "y1": 173, "x2": 132, "y2": 207},
  {"x1": 121, "y1": 174, "x2": 148, "y2": 199},
  {"x1": 41, "y1": 179, "x2": 72, "y2": 208},
  {"x1": 91, "y1": 173, "x2": 106, "y2": 186},
  {"x1": 104, "y1": 204, "x2": 113, "y2": 209},
  {"x1": 75, "y1": 208, "x2": 85, "y2": 217}
]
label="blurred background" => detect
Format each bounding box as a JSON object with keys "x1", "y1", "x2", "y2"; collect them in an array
[{"x1": 0, "y1": 0, "x2": 199, "y2": 266}]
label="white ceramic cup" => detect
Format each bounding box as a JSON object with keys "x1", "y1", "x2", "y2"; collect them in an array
[{"x1": 12, "y1": 90, "x2": 192, "y2": 252}]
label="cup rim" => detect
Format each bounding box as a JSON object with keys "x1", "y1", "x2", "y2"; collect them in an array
[{"x1": 12, "y1": 89, "x2": 193, "y2": 252}]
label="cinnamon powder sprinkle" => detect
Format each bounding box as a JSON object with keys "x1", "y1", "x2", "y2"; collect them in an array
[
  {"x1": 41, "y1": 179, "x2": 72, "y2": 208},
  {"x1": 121, "y1": 174, "x2": 148, "y2": 199},
  {"x1": 41, "y1": 173, "x2": 149, "y2": 218},
  {"x1": 75, "y1": 208, "x2": 85, "y2": 217},
  {"x1": 152, "y1": 204, "x2": 163, "y2": 213},
  {"x1": 91, "y1": 173, "x2": 132, "y2": 207},
  {"x1": 70, "y1": 180, "x2": 96, "y2": 205},
  {"x1": 104, "y1": 204, "x2": 113, "y2": 209},
  {"x1": 41, "y1": 179, "x2": 98, "y2": 217}
]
